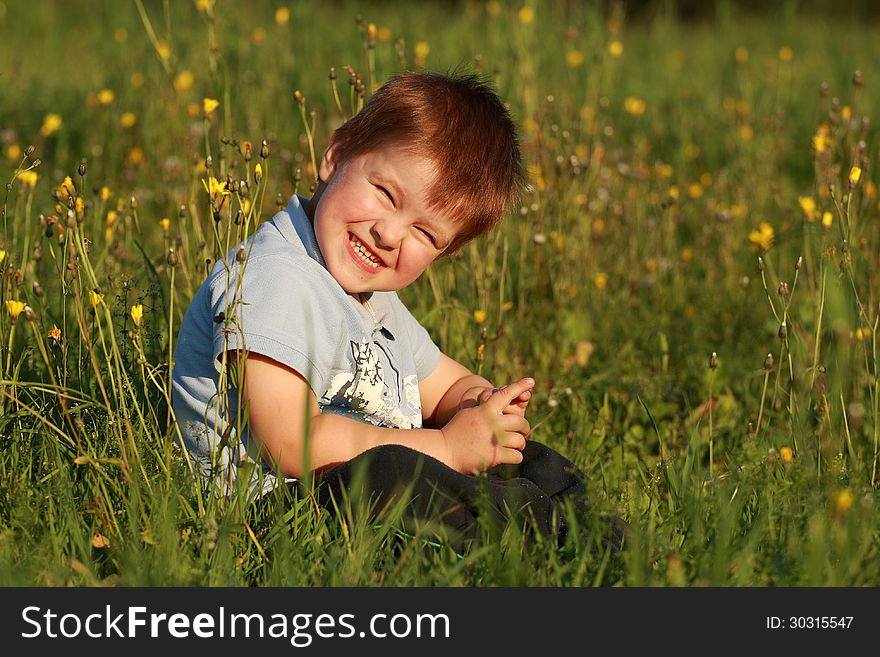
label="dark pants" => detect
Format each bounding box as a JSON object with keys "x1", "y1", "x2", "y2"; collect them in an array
[{"x1": 294, "y1": 441, "x2": 596, "y2": 553}]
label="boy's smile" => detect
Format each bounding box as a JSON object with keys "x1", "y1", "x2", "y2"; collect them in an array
[{"x1": 308, "y1": 145, "x2": 457, "y2": 294}]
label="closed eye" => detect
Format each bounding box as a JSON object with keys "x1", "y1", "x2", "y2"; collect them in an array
[
  {"x1": 376, "y1": 184, "x2": 395, "y2": 206},
  {"x1": 417, "y1": 227, "x2": 437, "y2": 246}
]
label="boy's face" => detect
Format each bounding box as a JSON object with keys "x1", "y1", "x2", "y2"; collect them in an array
[{"x1": 310, "y1": 144, "x2": 458, "y2": 294}]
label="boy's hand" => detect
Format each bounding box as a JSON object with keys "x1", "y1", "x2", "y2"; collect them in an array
[
  {"x1": 459, "y1": 382, "x2": 532, "y2": 418},
  {"x1": 441, "y1": 378, "x2": 534, "y2": 475}
]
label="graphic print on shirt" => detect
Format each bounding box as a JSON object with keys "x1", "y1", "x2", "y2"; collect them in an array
[{"x1": 319, "y1": 339, "x2": 422, "y2": 429}]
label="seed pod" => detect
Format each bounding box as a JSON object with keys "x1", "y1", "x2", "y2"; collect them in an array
[
  {"x1": 260, "y1": 139, "x2": 269, "y2": 159},
  {"x1": 819, "y1": 81, "x2": 829, "y2": 98},
  {"x1": 130, "y1": 196, "x2": 137, "y2": 209},
  {"x1": 709, "y1": 352, "x2": 718, "y2": 369},
  {"x1": 23, "y1": 306, "x2": 36, "y2": 322},
  {"x1": 795, "y1": 256, "x2": 803, "y2": 271},
  {"x1": 205, "y1": 155, "x2": 213, "y2": 169},
  {"x1": 32, "y1": 159, "x2": 41, "y2": 168},
  {"x1": 33, "y1": 281, "x2": 43, "y2": 297},
  {"x1": 757, "y1": 256, "x2": 765, "y2": 272},
  {"x1": 179, "y1": 205, "x2": 187, "y2": 219},
  {"x1": 294, "y1": 90, "x2": 305, "y2": 106},
  {"x1": 763, "y1": 353, "x2": 774, "y2": 370},
  {"x1": 778, "y1": 281, "x2": 790, "y2": 297},
  {"x1": 78, "y1": 159, "x2": 88, "y2": 176},
  {"x1": 778, "y1": 323, "x2": 787, "y2": 339},
  {"x1": 235, "y1": 245, "x2": 246, "y2": 262},
  {"x1": 329, "y1": 66, "x2": 337, "y2": 80},
  {"x1": 853, "y1": 70, "x2": 863, "y2": 87},
  {"x1": 167, "y1": 247, "x2": 179, "y2": 268},
  {"x1": 234, "y1": 209, "x2": 243, "y2": 225},
  {"x1": 25, "y1": 144, "x2": 35, "y2": 157}
]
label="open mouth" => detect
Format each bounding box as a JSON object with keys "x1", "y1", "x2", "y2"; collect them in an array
[{"x1": 346, "y1": 232, "x2": 385, "y2": 271}]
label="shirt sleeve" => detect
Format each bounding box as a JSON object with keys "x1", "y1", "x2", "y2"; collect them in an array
[
  {"x1": 207, "y1": 251, "x2": 340, "y2": 396},
  {"x1": 388, "y1": 293, "x2": 441, "y2": 381}
]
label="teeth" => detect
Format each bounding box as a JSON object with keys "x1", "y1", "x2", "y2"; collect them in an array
[{"x1": 349, "y1": 235, "x2": 382, "y2": 268}]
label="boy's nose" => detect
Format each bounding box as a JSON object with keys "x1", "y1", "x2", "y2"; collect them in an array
[{"x1": 370, "y1": 217, "x2": 407, "y2": 250}]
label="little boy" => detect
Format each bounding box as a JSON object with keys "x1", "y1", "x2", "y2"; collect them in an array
[{"x1": 172, "y1": 72, "x2": 620, "y2": 551}]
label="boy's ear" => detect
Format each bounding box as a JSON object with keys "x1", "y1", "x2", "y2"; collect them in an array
[{"x1": 318, "y1": 145, "x2": 338, "y2": 182}]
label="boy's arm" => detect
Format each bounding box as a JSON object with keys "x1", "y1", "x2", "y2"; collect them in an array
[
  {"x1": 419, "y1": 353, "x2": 532, "y2": 429},
  {"x1": 233, "y1": 352, "x2": 531, "y2": 477}
]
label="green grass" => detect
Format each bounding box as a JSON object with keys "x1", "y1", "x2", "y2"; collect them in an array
[{"x1": 0, "y1": 0, "x2": 878, "y2": 586}]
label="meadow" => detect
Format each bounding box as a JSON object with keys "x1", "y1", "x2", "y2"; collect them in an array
[{"x1": 0, "y1": 0, "x2": 878, "y2": 586}]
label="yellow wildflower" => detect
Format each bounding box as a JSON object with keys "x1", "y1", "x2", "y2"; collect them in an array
[
  {"x1": 377, "y1": 26, "x2": 392, "y2": 42},
  {"x1": 473, "y1": 309, "x2": 487, "y2": 324},
  {"x1": 779, "y1": 46, "x2": 793, "y2": 62},
  {"x1": 255, "y1": 162, "x2": 263, "y2": 183},
  {"x1": 501, "y1": 301, "x2": 514, "y2": 311},
  {"x1": 130, "y1": 304, "x2": 144, "y2": 327},
  {"x1": 566, "y1": 50, "x2": 584, "y2": 68},
  {"x1": 821, "y1": 211, "x2": 833, "y2": 229},
  {"x1": 780, "y1": 446, "x2": 793, "y2": 464},
  {"x1": 608, "y1": 40, "x2": 623, "y2": 58},
  {"x1": 593, "y1": 272, "x2": 608, "y2": 289},
  {"x1": 6, "y1": 144, "x2": 21, "y2": 160},
  {"x1": 855, "y1": 328, "x2": 865, "y2": 342},
  {"x1": 41, "y1": 113, "x2": 63, "y2": 137},
  {"x1": 47, "y1": 325, "x2": 62, "y2": 343},
  {"x1": 798, "y1": 196, "x2": 817, "y2": 221},
  {"x1": 275, "y1": 7, "x2": 290, "y2": 25},
  {"x1": 739, "y1": 125, "x2": 753, "y2": 141},
  {"x1": 6, "y1": 300, "x2": 26, "y2": 320},
  {"x1": 173, "y1": 70, "x2": 194, "y2": 93},
  {"x1": 748, "y1": 222, "x2": 775, "y2": 251},
  {"x1": 19, "y1": 170, "x2": 39, "y2": 188},
  {"x1": 88, "y1": 290, "x2": 104, "y2": 308},
  {"x1": 735, "y1": 47, "x2": 748, "y2": 63},
  {"x1": 131, "y1": 72, "x2": 145, "y2": 88},
  {"x1": 203, "y1": 97, "x2": 220, "y2": 115},
  {"x1": 157, "y1": 40, "x2": 171, "y2": 60},
  {"x1": 624, "y1": 96, "x2": 646, "y2": 116},
  {"x1": 414, "y1": 41, "x2": 430, "y2": 66},
  {"x1": 127, "y1": 147, "x2": 144, "y2": 167},
  {"x1": 58, "y1": 176, "x2": 76, "y2": 199},
  {"x1": 114, "y1": 27, "x2": 128, "y2": 43},
  {"x1": 667, "y1": 185, "x2": 680, "y2": 200},
  {"x1": 518, "y1": 6, "x2": 535, "y2": 24},
  {"x1": 241, "y1": 198, "x2": 251, "y2": 215},
  {"x1": 97, "y1": 89, "x2": 115, "y2": 106},
  {"x1": 687, "y1": 183, "x2": 703, "y2": 199},
  {"x1": 486, "y1": 1, "x2": 501, "y2": 16},
  {"x1": 202, "y1": 177, "x2": 231, "y2": 199},
  {"x1": 592, "y1": 218, "x2": 605, "y2": 233},
  {"x1": 812, "y1": 125, "x2": 830, "y2": 153},
  {"x1": 105, "y1": 210, "x2": 118, "y2": 241},
  {"x1": 252, "y1": 27, "x2": 266, "y2": 45},
  {"x1": 160, "y1": 217, "x2": 171, "y2": 233},
  {"x1": 0, "y1": 249, "x2": 5, "y2": 264},
  {"x1": 100, "y1": 186, "x2": 112, "y2": 202},
  {"x1": 834, "y1": 489, "x2": 853, "y2": 514},
  {"x1": 841, "y1": 105, "x2": 852, "y2": 122},
  {"x1": 849, "y1": 166, "x2": 862, "y2": 186},
  {"x1": 681, "y1": 247, "x2": 694, "y2": 263}
]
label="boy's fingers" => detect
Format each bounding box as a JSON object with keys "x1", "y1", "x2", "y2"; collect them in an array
[{"x1": 487, "y1": 378, "x2": 535, "y2": 412}]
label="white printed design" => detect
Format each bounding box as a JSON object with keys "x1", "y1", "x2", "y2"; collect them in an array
[{"x1": 320, "y1": 339, "x2": 422, "y2": 429}]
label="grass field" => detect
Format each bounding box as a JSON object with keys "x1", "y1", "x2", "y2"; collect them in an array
[{"x1": 0, "y1": 0, "x2": 878, "y2": 586}]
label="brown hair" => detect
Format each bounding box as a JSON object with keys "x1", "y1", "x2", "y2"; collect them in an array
[{"x1": 327, "y1": 71, "x2": 524, "y2": 255}]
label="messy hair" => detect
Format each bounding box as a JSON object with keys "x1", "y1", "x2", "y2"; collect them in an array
[{"x1": 327, "y1": 71, "x2": 524, "y2": 255}]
